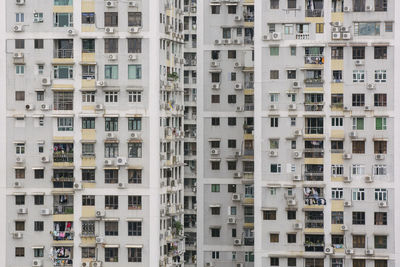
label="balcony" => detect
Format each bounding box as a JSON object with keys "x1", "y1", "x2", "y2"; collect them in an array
[
  {"x1": 305, "y1": 9, "x2": 324, "y2": 17},
  {"x1": 304, "y1": 188, "x2": 326, "y2": 205},
  {"x1": 304, "y1": 78, "x2": 324, "y2": 87},
  {"x1": 55, "y1": 49, "x2": 73, "y2": 59},
  {"x1": 52, "y1": 221, "x2": 74, "y2": 241},
  {"x1": 304, "y1": 149, "x2": 324, "y2": 158},
  {"x1": 304, "y1": 55, "x2": 324, "y2": 65},
  {"x1": 51, "y1": 246, "x2": 73, "y2": 266},
  {"x1": 54, "y1": 205, "x2": 73, "y2": 214},
  {"x1": 304, "y1": 235, "x2": 324, "y2": 252},
  {"x1": 305, "y1": 127, "x2": 323, "y2": 135},
  {"x1": 53, "y1": 195, "x2": 74, "y2": 214},
  {"x1": 304, "y1": 172, "x2": 323, "y2": 181},
  {"x1": 53, "y1": 152, "x2": 74, "y2": 163},
  {"x1": 304, "y1": 102, "x2": 324, "y2": 111},
  {"x1": 296, "y1": 33, "x2": 310, "y2": 40}
]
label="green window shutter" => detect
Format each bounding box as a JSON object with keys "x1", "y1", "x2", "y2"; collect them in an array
[{"x1": 376, "y1": 118, "x2": 382, "y2": 130}]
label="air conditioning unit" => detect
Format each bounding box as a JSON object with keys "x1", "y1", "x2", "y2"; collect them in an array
[
  {"x1": 355, "y1": 59, "x2": 364, "y2": 66},
  {"x1": 233, "y1": 39, "x2": 241, "y2": 45},
  {"x1": 293, "y1": 223, "x2": 302, "y2": 230},
  {"x1": 343, "y1": 153, "x2": 352, "y2": 159},
  {"x1": 32, "y1": 260, "x2": 43, "y2": 267},
  {"x1": 13, "y1": 52, "x2": 24, "y2": 59},
  {"x1": 210, "y1": 61, "x2": 219, "y2": 67},
  {"x1": 17, "y1": 208, "x2": 28, "y2": 214},
  {"x1": 332, "y1": 27, "x2": 340, "y2": 33},
  {"x1": 324, "y1": 247, "x2": 334, "y2": 255},
  {"x1": 366, "y1": 83, "x2": 376, "y2": 90},
  {"x1": 81, "y1": 262, "x2": 89, "y2": 267},
  {"x1": 95, "y1": 210, "x2": 105, "y2": 218},
  {"x1": 236, "y1": 263, "x2": 244, "y2": 267},
  {"x1": 293, "y1": 151, "x2": 302, "y2": 159},
  {"x1": 287, "y1": 199, "x2": 296, "y2": 206},
  {"x1": 105, "y1": 27, "x2": 115, "y2": 33},
  {"x1": 271, "y1": 32, "x2": 281, "y2": 40},
  {"x1": 130, "y1": 132, "x2": 140, "y2": 139},
  {"x1": 41, "y1": 77, "x2": 51, "y2": 85},
  {"x1": 332, "y1": 32, "x2": 341, "y2": 40},
  {"x1": 40, "y1": 208, "x2": 51, "y2": 215},
  {"x1": 210, "y1": 149, "x2": 219, "y2": 155},
  {"x1": 294, "y1": 129, "x2": 302, "y2": 136},
  {"x1": 340, "y1": 26, "x2": 348, "y2": 32},
  {"x1": 206, "y1": 263, "x2": 215, "y2": 267},
  {"x1": 223, "y1": 39, "x2": 232, "y2": 45},
  {"x1": 233, "y1": 238, "x2": 242, "y2": 245},
  {"x1": 292, "y1": 81, "x2": 300, "y2": 88},
  {"x1": 232, "y1": 194, "x2": 241, "y2": 201},
  {"x1": 343, "y1": 176, "x2": 352, "y2": 183},
  {"x1": 40, "y1": 104, "x2": 50, "y2": 111},
  {"x1": 366, "y1": 5, "x2": 373, "y2": 11},
  {"x1": 345, "y1": 249, "x2": 354, "y2": 255},
  {"x1": 16, "y1": 0, "x2": 25, "y2": 4},
  {"x1": 73, "y1": 182, "x2": 82, "y2": 190},
  {"x1": 118, "y1": 182, "x2": 126, "y2": 188},
  {"x1": 91, "y1": 262, "x2": 102, "y2": 267},
  {"x1": 365, "y1": 249, "x2": 374, "y2": 255},
  {"x1": 104, "y1": 159, "x2": 113, "y2": 166},
  {"x1": 214, "y1": 39, "x2": 222, "y2": 45},
  {"x1": 16, "y1": 156, "x2": 24, "y2": 163},
  {"x1": 344, "y1": 201, "x2": 352, "y2": 207},
  {"x1": 212, "y1": 83, "x2": 220, "y2": 90},
  {"x1": 332, "y1": 21, "x2": 342, "y2": 27},
  {"x1": 289, "y1": 103, "x2": 297, "y2": 110},
  {"x1": 343, "y1": 6, "x2": 351, "y2": 12},
  {"x1": 234, "y1": 172, "x2": 242, "y2": 178},
  {"x1": 13, "y1": 232, "x2": 23, "y2": 239},
  {"x1": 14, "y1": 181, "x2": 22, "y2": 188},
  {"x1": 95, "y1": 104, "x2": 104, "y2": 110},
  {"x1": 293, "y1": 175, "x2": 302, "y2": 181},
  {"x1": 95, "y1": 236, "x2": 104, "y2": 244},
  {"x1": 235, "y1": 151, "x2": 242, "y2": 157},
  {"x1": 67, "y1": 29, "x2": 76, "y2": 36},
  {"x1": 349, "y1": 131, "x2": 357, "y2": 138},
  {"x1": 13, "y1": 25, "x2": 23, "y2": 32},
  {"x1": 236, "y1": 106, "x2": 244, "y2": 112},
  {"x1": 129, "y1": 26, "x2": 140, "y2": 33},
  {"x1": 378, "y1": 201, "x2": 388, "y2": 208},
  {"x1": 25, "y1": 104, "x2": 34, "y2": 111},
  {"x1": 341, "y1": 225, "x2": 349, "y2": 231},
  {"x1": 234, "y1": 15, "x2": 241, "y2": 21},
  {"x1": 116, "y1": 157, "x2": 127, "y2": 165},
  {"x1": 342, "y1": 32, "x2": 351, "y2": 39},
  {"x1": 105, "y1": 1, "x2": 116, "y2": 7},
  {"x1": 128, "y1": 1, "x2": 137, "y2": 7},
  {"x1": 41, "y1": 156, "x2": 49, "y2": 163},
  {"x1": 375, "y1": 154, "x2": 385, "y2": 160},
  {"x1": 269, "y1": 104, "x2": 277, "y2": 110},
  {"x1": 234, "y1": 61, "x2": 242, "y2": 68},
  {"x1": 343, "y1": 106, "x2": 351, "y2": 111},
  {"x1": 269, "y1": 150, "x2": 278, "y2": 157},
  {"x1": 106, "y1": 132, "x2": 116, "y2": 139},
  {"x1": 227, "y1": 217, "x2": 236, "y2": 224},
  {"x1": 365, "y1": 175, "x2": 373, "y2": 183},
  {"x1": 263, "y1": 35, "x2": 270, "y2": 40},
  {"x1": 108, "y1": 54, "x2": 117, "y2": 61}
]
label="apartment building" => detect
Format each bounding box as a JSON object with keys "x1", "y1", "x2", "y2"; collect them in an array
[
  {"x1": 183, "y1": 0, "x2": 198, "y2": 265},
  {"x1": 197, "y1": 0, "x2": 255, "y2": 266},
  {"x1": 254, "y1": 0, "x2": 396, "y2": 267},
  {"x1": 3, "y1": 0, "x2": 186, "y2": 266}
]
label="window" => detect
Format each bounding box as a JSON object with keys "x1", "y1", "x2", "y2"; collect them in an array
[
  {"x1": 230, "y1": 206, "x2": 237, "y2": 215},
  {"x1": 15, "y1": 39, "x2": 24, "y2": 49},
  {"x1": 270, "y1": 233, "x2": 279, "y2": 243},
  {"x1": 15, "y1": 247, "x2": 25, "y2": 257},
  {"x1": 128, "y1": 91, "x2": 142, "y2": 103},
  {"x1": 332, "y1": 235, "x2": 344, "y2": 247},
  {"x1": 128, "y1": 221, "x2": 142, "y2": 236},
  {"x1": 352, "y1": 117, "x2": 364, "y2": 130},
  {"x1": 105, "y1": 169, "x2": 118, "y2": 184},
  {"x1": 353, "y1": 70, "x2": 365, "y2": 83},
  {"x1": 374, "y1": 141, "x2": 387, "y2": 154},
  {"x1": 105, "y1": 195, "x2": 118, "y2": 210},
  {"x1": 82, "y1": 39, "x2": 95, "y2": 53},
  {"x1": 57, "y1": 117, "x2": 73, "y2": 131},
  {"x1": 290, "y1": 47, "x2": 296, "y2": 56},
  {"x1": 82, "y1": 12, "x2": 95, "y2": 24},
  {"x1": 269, "y1": 139, "x2": 279, "y2": 149},
  {"x1": 128, "y1": 65, "x2": 142, "y2": 79},
  {"x1": 376, "y1": 117, "x2": 387, "y2": 130},
  {"x1": 270, "y1": 70, "x2": 279, "y2": 79},
  {"x1": 15, "y1": 169, "x2": 25, "y2": 179},
  {"x1": 270, "y1": 93, "x2": 279, "y2": 102},
  {"x1": 104, "y1": 38, "x2": 118, "y2": 53},
  {"x1": 374, "y1": 70, "x2": 387, "y2": 83},
  {"x1": 53, "y1": 13, "x2": 73, "y2": 27},
  {"x1": 375, "y1": 0, "x2": 387, "y2": 11},
  {"x1": 211, "y1": 251, "x2": 220, "y2": 259},
  {"x1": 82, "y1": 65, "x2": 95, "y2": 80},
  {"x1": 374, "y1": 46, "x2": 387, "y2": 59},
  {"x1": 352, "y1": 94, "x2": 365, "y2": 106},
  {"x1": 128, "y1": 196, "x2": 142, "y2": 210},
  {"x1": 15, "y1": 221, "x2": 25, "y2": 231},
  {"x1": 105, "y1": 65, "x2": 118, "y2": 79},
  {"x1": 331, "y1": 117, "x2": 343, "y2": 127},
  {"x1": 270, "y1": 47, "x2": 279, "y2": 56},
  {"x1": 287, "y1": 210, "x2": 296, "y2": 220},
  {"x1": 104, "y1": 91, "x2": 119, "y2": 103},
  {"x1": 34, "y1": 195, "x2": 44, "y2": 205},
  {"x1": 375, "y1": 212, "x2": 387, "y2": 225},
  {"x1": 128, "y1": 12, "x2": 142, "y2": 26},
  {"x1": 82, "y1": 195, "x2": 95, "y2": 206},
  {"x1": 227, "y1": 50, "x2": 236, "y2": 59},
  {"x1": 36, "y1": 91, "x2": 44, "y2": 101},
  {"x1": 128, "y1": 143, "x2": 142, "y2": 158},
  {"x1": 38, "y1": 64, "x2": 44, "y2": 75},
  {"x1": 53, "y1": 65, "x2": 73, "y2": 79},
  {"x1": 374, "y1": 236, "x2": 387, "y2": 249},
  {"x1": 82, "y1": 92, "x2": 95, "y2": 102},
  {"x1": 287, "y1": 0, "x2": 296, "y2": 8},
  {"x1": 385, "y1": 22, "x2": 393, "y2": 32},
  {"x1": 375, "y1": 260, "x2": 388, "y2": 267},
  {"x1": 211, "y1": 117, "x2": 220, "y2": 126},
  {"x1": 128, "y1": 38, "x2": 142, "y2": 53},
  {"x1": 331, "y1": 211, "x2": 344, "y2": 224},
  {"x1": 227, "y1": 5, "x2": 236, "y2": 14},
  {"x1": 211, "y1": 5, "x2": 220, "y2": 14},
  {"x1": 228, "y1": 117, "x2": 236, "y2": 126},
  {"x1": 34, "y1": 248, "x2": 44, "y2": 257},
  {"x1": 263, "y1": 210, "x2": 276, "y2": 220},
  {"x1": 82, "y1": 220, "x2": 95, "y2": 236},
  {"x1": 331, "y1": 46, "x2": 343, "y2": 59},
  {"x1": 16, "y1": 65, "x2": 24, "y2": 75},
  {"x1": 352, "y1": 164, "x2": 365, "y2": 175},
  {"x1": 352, "y1": 188, "x2": 365, "y2": 201},
  {"x1": 352, "y1": 46, "x2": 365, "y2": 59},
  {"x1": 211, "y1": 95, "x2": 220, "y2": 103},
  {"x1": 34, "y1": 39, "x2": 44, "y2": 49},
  {"x1": 352, "y1": 141, "x2": 365, "y2": 154},
  {"x1": 373, "y1": 165, "x2": 387, "y2": 176},
  {"x1": 34, "y1": 221, "x2": 44, "y2": 231},
  {"x1": 352, "y1": 212, "x2": 365, "y2": 225},
  {"x1": 128, "y1": 169, "x2": 142, "y2": 184},
  {"x1": 82, "y1": 117, "x2": 95, "y2": 129},
  {"x1": 105, "y1": 117, "x2": 118, "y2": 131},
  {"x1": 211, "y1": 207, "x2": 220, "y2": 215},
  {"x1": 270, "y1": 164, "x2": 281, "y2": 173},
  {"x1": 270, "y1": 117, "x2": 278, "y2": 127},
  {"x1": 332, "y1": 70, "x2": 343, "y2": 82},
  {"x1": 128, "y1": 248, "x2": 142, "y2": 262},
  {"x1": 15, "y1": 143, "x2": 25, "y2": 154},
  {"x1": 15, "y1": 195, "x2": 25, "y2": 205},
  {"x1": 81, "y1": 247, "x2": 95, "y2": 258},
  {"x1": 105, "y1": 247, "x2": 118, "y2": 262},
  {"x1": 228, "y1": 95, "x2": 236, "y2": 104},
  {"x1": 104, "y1": 12, "x2": 118, "y2": 27},
  {"x1": 230, "y1": 72, "x2": 236, "y2": 81},
  {"x1": 211, "y1": 228, "x2": 220, "y2": 237},
  {"x1": 287, "y1": 233, "x2": 296, "y2": 243},
  {"x1": 332, "y1": 188, "x2": 344, "y2": 199},
  {"x1": 316, "y1": 23, "x2": 324, "y2": 33},
  {"x1": 211, "y1": 184, "x2": 220, "y2": 192},
  {"x1": 287, "y1": 70, "x2": 296, "y2": 79},
  {"x1": 54, "y1": 0, "x2": 72, "y2": 5},
  {"x1": 283, "y1": 24, "x2": 293, "y2": 34},
  {"x1": 271, "y1": 257, "x2": 279, "y2": 266},
  {"x1": 128, "y1": 117, "x2": 141, "y2": 131},
  {"x1": 211, "y1": 161, "x2": 220, "y2": 170},
  {"x1": 105, "y1": 221, "x2": 118, "y2": 236},
  {"x1": 288, "y1": 258, "x2": 297, "y2": 266},
  {"x1": 227, "y1": 160, "x2": 237, "y2": 170},
  {"x1": 222, "y1": 28, "x2": 231, "y2": 39},
  {"x1": 375, "y1": 189, "x2": 387, "y2": 201},
  {"x1": 353, "y1": 235, "x2": 366, "y2": 248},
  {"x1": 16, "y1": 12, "x2": 24, "y2": 22},
  {"x1": 354, "y1": 22, "x2": 380, "y2": 36},
  {"x1": 270, "y1": 0, "x2": 279, "y2": 9},
  {"x1": 104, "y1": 143, "x2": 119, "y2": 158}
]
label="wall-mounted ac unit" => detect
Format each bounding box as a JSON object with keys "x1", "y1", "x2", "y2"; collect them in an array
[
  {"x1": 227, "y1": 217, "x2": 236, "y2": 224},
  {"x1": 118, "y1": 182, "x2": 126, "y2": 189},
  {"x1": 95, "y1": 210, "x2": 105, "y2": 217},
  {"x1": 234, "y1": 15, "x2": 241, "y2": 21},
  {"x1": 41, "y1": 156, "x2": 50, "y2": 163},
  {"x1": 271, "y1": 32, "x2": 281, "y2": 40},
  {"x1": 41, "y1": 104, "x2": 50, "y2": 111},
  {"x1": 344, "y1": 201, "x2": 352, "y2": 207},
  {"x1": 104, "y1": 159, "x2": 113, "y2": 166},
  {"x1": 16, "y1": 156, "x2": 24, "y2": 163},
  {"x1": 365, "y1": 249, "x2": 374, "y2": 255},
  {"x1": 342, "y1": 32, "x2": 351, "y2": 39},
  {"x1": 345, "y1": 248, "x2": 354, "y2": 255},
  {"x1": 233, "y1": 238, "x2": 242, "y2": 245},
  {"x1": 236, "y1": 106, "x2": 244, "y2": 112},
  {"x1": 234, "y1": 61, "x2": 242, "y2": 68},
  {"x1": 332, "y1": 32, "x2": 341, "y2": 40},
  {"x1": 108, "y1": 54, "x2": 117, "y2": 60},
  {"x1": 105, "y1": 1, "x2": 116, "y2": 7},
  {"x1": 13, "y1": 232, "x2": 23, "y2": 239},
  {"x1": 343, "y1": 6, "x2": 351, "y2": 12},
  {"x1": 95, "y1": 104, "x2": 104, "y2": 110},
  {"x1": 232, "y1": 194, "x2": 241, "y2": 201},
  {"x1": 210, "y1": 149, "x2": 219, "y2": 155},
  {"x1": 355, "y1": 59, "x2": 364, "y2": 66},
  {"x1": 128, "y1": 1, "x2": 137, "y2": 7},
  {"x1": 365, "y1": 175, "x2": 373, "y2": 183},
  {"x1": 378, "y1": 201, "x2": 388, "y2": 208},
  {"x1": 293, "y1": 175, "x2": 302, "y2": 181},
  {"x1": 40, "y1": 208, "x2": 51, "y2": 215},
  {"x1": 13, "y1": 25, "x2": 23, "y2": 32},
  {"x1": 95, "y1": 236, "x2": 104, "y2": 244},
  {"x1": 41, "y1": 77, "x2": 51, "y2": 85},
  {"x1": 32, "y1": 259, "x2": 43, "y2": 267},
  {"x1": 341, "y1": 225, "x2": 348, "y2": 231},
  {"x1": 14, "y1": 181, "x2": 22, "y2": 188},
  {"x1": 105, "y1": 27, "x2": 115, "y2": 33},
  {"x1": 73, "y1": 182, "x2": 82, "y2": 190},
  {"x1": 67, "y1": 29, "x2": 76, "y2": 36},
  {"x1": 234, "y1": 172, "x2": 242, "y2": 178},
  {"x1": 106, "y1": 132, "x2": 116, "y2": 139},
  {"x1": 211, "y1": 83, "x2": 220, "y2": 90},
  {"x1": 343, "y1": 176, "x2": 352, "y2": 183},
  {"x1": 17, "y1": 208, "x2": 28, "y2": 214},
  {"x1": 293, "y1": 223, "x2": 302, "y2": 229},
  {"x1": 269, "y1": 150, "x2": 278, "y2": 157},
  {"x1": 375, "y1": 154, "x2": 385, "y2": 160},
  {"x1": 116, "y1": 157, "x2": 127, "y2": 165},
  {"x1": 366, "y1": 83, "x2": 376, "y2": 90},
  {"x1": 324, "y1": 247, "x2": 334, "y2": 254},
  {"x1": 129, "y1": 26, "x2": 140, "y2": 33},
  {"x1": 343, "y1": 153, "x2": 352, "y2": 159},
  {"x1": 13, "y1": 52, "x2": 24, "y2": 58},
  {"x1": 234, "y1": 83, "x2": 242, "y2": 90}
]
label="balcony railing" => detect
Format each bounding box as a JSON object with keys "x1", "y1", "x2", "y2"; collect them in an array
[
  {"x1": 243, "y1": 149, "x2": 254, "y2": 156},
  {"x1": 304, "y1": 243, "x2": 325, "y2": 252},
  {"x1": 53, "y1": 205, "x2": 74, "y2": 214},
  {"x1": 305, "y1": 219, "x2": 324, "y2": 228},
  {"x1": 55, "y1": 49, "x2": 73, "y2": 58},
  {"x1": 304, "y1": 55, "x2": 324, "y2": 65},
  {"x1": 305, "y1": 127, "x2": 323, "y2": 135},
  {"x1": 304, "y1": 78, "x2": 324, "y2": 87},
  {"x1": 52, "y1": 231, "x2": 74, "y2": 241},
  {"x1": 244, "y1": 216, "x2": 254, "y2": 224},
  {"x1": 305, "y1": 9, "x2": 324, "y2": 17},
  {"x1": 304, "y1": 149, "x2": 324, "y2": 158},
  {"x1": 53, "y1": 152, "x2": 74, "y2": 163},
  {"x1": 304, "y1": 172, "x2": 324, "y2": 181},
  {"x1": 244, "y1": 82, "x2": 254, "y2": 89},
  {"x1": 304, "y1": 102, "x2": 324, "y2": 111},
  {"x1": 296, "y1": 33, "x2": 310, "y2": 40}
]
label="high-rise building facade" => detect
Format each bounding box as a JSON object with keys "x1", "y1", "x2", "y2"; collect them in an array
[{"x1": 3, "y1": 0, "x2": 186, "y2": 266}]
